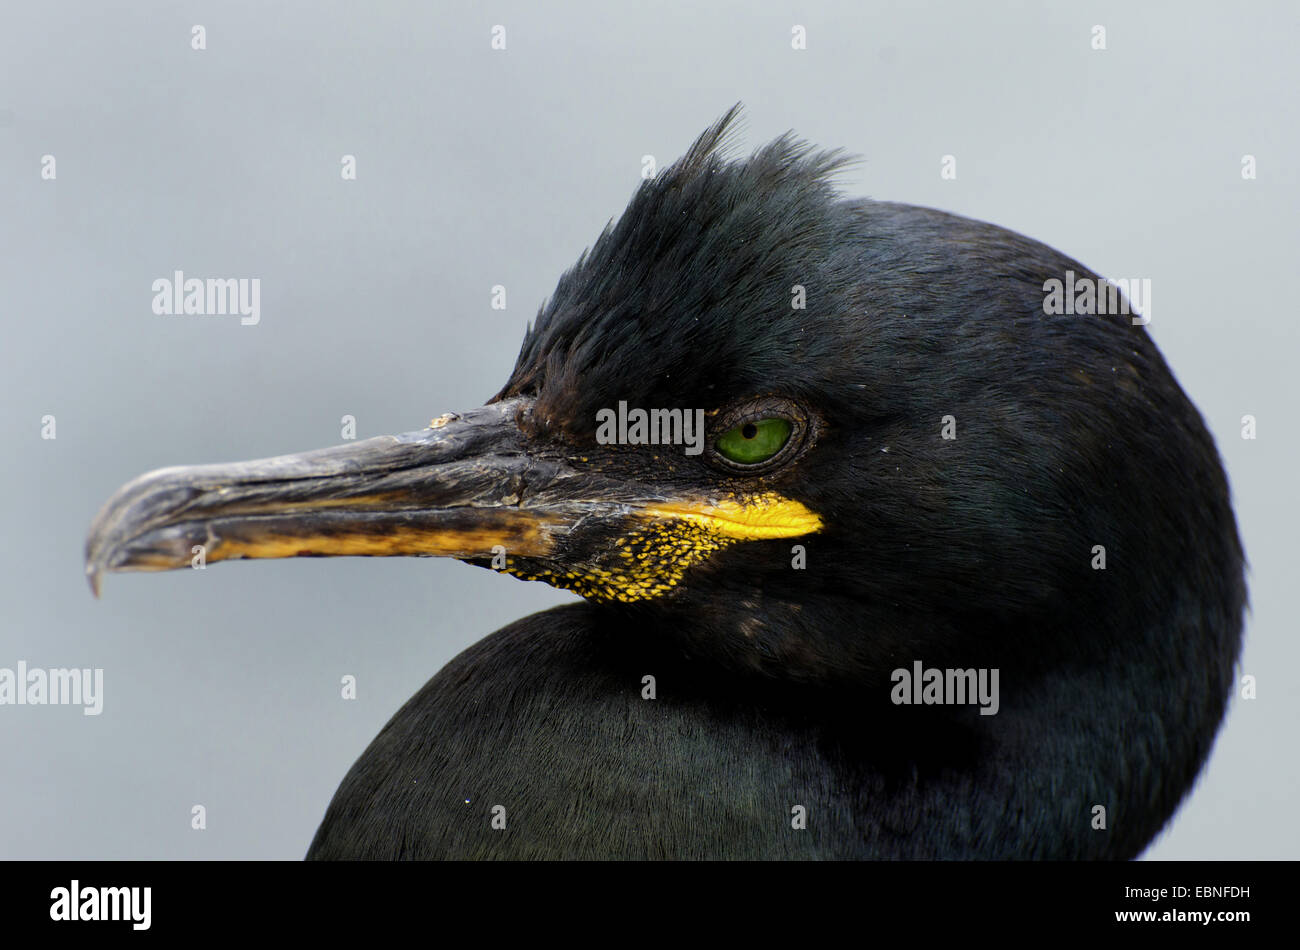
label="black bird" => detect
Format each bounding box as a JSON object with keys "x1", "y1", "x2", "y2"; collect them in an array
[{"x1": 85, "y1": 107, "x2": 1245, "y2": 859}]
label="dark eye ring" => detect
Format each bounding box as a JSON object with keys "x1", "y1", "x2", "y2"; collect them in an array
[{"x1": 707, "y1": 397, "x2": 812, "y2": 474}]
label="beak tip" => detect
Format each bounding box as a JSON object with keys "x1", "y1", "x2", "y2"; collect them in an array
[{"x1": 85, "y1": 563, "x2": 103, "y2": 599}]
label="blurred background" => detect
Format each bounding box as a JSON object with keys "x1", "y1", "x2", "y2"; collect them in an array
[{"x1": 1, "y1": 0, "x2": 1295, "y2": 858}]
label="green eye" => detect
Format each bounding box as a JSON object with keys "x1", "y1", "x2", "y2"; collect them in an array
[{"x1": 715, "y1": 417, "x2": 793, "y2": 465}]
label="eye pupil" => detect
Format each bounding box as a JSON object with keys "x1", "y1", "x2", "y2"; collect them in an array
[{"x1": 741, "y1": 423, "x2": 758, "y2": 440}]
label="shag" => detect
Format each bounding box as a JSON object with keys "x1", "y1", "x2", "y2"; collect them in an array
[{"x1": 85, "y1": 107, "x2": 1246, "y2": 859}]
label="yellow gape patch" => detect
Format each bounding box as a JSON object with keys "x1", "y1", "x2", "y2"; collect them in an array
[
  {"x1": 499, "y1": 492, "x2": 823, "y2": 603},
  {"x1": 642, "y1": 493, "x2": 825, "y2": 541}
]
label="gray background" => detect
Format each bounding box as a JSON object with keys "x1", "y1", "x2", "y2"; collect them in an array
[{"x1": 2, "y1": 1, "x2": 1295, "y2": 859}]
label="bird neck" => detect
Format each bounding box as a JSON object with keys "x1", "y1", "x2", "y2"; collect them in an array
[{"x1": 615, "y1": 580, "x2": 1235, "y2": 858}]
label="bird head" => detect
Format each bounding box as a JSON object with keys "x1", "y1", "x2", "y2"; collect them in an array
[{"x1": 85, "y1": 106, "x2": 1244, "y2": 694}]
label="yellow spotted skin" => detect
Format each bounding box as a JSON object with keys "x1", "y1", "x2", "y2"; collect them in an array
[
  {"x1": 497, "y1": 492, "x2": 822, "y2": 604},
  {"x1": 500, "y1": 520, "x2": 739, "y2": 602}
]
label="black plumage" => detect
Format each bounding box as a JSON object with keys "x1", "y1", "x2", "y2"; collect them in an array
[{"x1": 87, "y1": 107, "x2": 1246, "y2": 859}]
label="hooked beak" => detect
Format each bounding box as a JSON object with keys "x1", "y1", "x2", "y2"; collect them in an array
[
  {"x1": 86, "y1": 399, "x2": 578, "y2": 594},
  {"x1": 85, "y1": 396, "x2": 823, "y2": 601}
]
